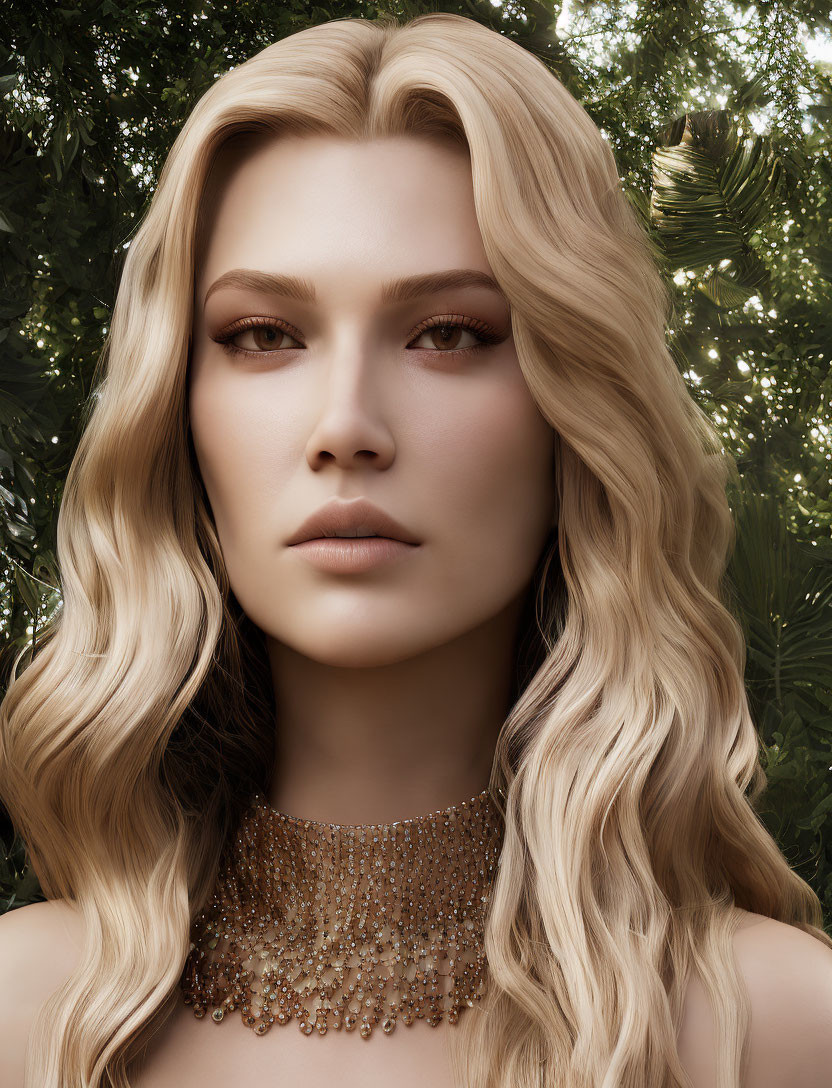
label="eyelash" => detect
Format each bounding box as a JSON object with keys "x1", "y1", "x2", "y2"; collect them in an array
[{"x1": 212, "y1": 314, "x2": 505, "y2": 360}]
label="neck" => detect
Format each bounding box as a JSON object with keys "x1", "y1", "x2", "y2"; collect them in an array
[{"x1": 264, "y1": 595, "x2": 525, "y2": 824}]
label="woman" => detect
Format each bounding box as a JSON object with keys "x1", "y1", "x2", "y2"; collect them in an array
[{"x1": 1, "y1": 12, "x2": 831, "y2": 1088}]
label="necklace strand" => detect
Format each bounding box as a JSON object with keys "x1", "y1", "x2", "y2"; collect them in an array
[{"x1": 180, "y1": 785, "x2": 505, "y2": 1038}]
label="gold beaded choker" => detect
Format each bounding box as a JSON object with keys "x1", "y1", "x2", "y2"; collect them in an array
[{"x1": 180, "y1": 785, "x2": 505, "y2": 1039}]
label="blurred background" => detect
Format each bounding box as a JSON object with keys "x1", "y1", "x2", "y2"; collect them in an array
[{"x1": 1, "y1": 0, "x2": 831, "y2": 928}]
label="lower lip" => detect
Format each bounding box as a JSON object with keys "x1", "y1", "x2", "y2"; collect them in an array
[{"x1": 289, "y1": 537, "x2": 419, "y2": 573}]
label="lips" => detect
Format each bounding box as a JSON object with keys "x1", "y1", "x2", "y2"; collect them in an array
[{"x1": 287, "y1": 497, "x2": 420, "y2": 546}]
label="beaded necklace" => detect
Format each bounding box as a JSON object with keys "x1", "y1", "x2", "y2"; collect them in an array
[{"x1": 180, "y1": 784, "x2": 505, "y2": 1039}]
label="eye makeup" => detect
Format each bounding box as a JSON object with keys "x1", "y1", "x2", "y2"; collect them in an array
[{"x1": 210, "y1": 312, "x2": 509, "y2": 360}]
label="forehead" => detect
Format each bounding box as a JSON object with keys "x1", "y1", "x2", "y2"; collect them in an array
[{"x1": 194, "y1": 134, "x2": 488, "y2": 298}]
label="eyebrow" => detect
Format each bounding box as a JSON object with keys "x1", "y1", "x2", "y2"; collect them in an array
[{"x1": 202, "y1": 267, "x2": 505, "y2": 307}]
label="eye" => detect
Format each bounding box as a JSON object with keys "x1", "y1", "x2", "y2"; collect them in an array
[
  {"x1": 406, "y1": 315, "x2": 505, "y2": 355},
  {"x1": 211, "y1": 314, "x2": 506, "y2": 359},
  {"x1": 212, "y1": 317, "x2": 301, "y2": 357}
]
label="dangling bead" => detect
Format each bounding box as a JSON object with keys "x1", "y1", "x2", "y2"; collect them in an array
[{"x1": 179, "y1": 783, "x2": 504, "y2": 1038}]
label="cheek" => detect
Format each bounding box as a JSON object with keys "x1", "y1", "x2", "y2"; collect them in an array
[
  {"x1": 188, "y1": 371, "x2": 291, "y2": 549},
  {"x1": 421, "y1": 376, "x2": 556, "y2": 603},
  {"x1": 438, "y1": 379, "x2": 555, "y2": 538}
]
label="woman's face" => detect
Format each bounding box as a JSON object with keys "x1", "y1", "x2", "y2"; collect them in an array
[{"x1": 189, "y1": 133, "x2": 556, "y2": 668}]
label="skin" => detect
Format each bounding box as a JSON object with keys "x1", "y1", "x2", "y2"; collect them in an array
[
  {"x1": 4, "y1": 138, "x2": 832, "y2": 1088},
  {"x1": 5, "y1": 902, "x2": 832, "y2": 1088},
  {"x1": 188, "y1": 132, "x2": 558, "y2": 826}
]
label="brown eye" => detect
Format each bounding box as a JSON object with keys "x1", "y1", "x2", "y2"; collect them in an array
[
  {"x1": 212, "y1": 313, "x2": 506, "y2": 361},
  {"x1": 239, "y1": 325, "x2": 296, "y2": 352},
  {"x1": 409, "y1": 324, "x2": 476, "y2": 351},
  {"x1": 406, "y1": 315, "x2": 505, "y2": 355},
  {"x1": 213, "y1": 318, "x2": 302, "y2": 357}
]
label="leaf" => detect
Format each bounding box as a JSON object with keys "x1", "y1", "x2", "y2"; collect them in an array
[
  {"x1": 650, "y1": 112, "x2": 784, "y2": 273},
  {"x1": 697, "y1": 267, "x2": 757, "y2": 309}
]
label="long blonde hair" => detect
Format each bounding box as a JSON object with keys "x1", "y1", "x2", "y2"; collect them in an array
[{"x1": 1, "y1": 13, "x2": 828, "y2": 1088}]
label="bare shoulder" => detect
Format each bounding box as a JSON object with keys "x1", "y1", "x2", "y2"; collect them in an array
[
  {"x1": 678, "y1": 907, "x2": 832, "y2": 1088},
  {"x1": 0, "y1": 898, "x2": 86, "y2": 1087}
]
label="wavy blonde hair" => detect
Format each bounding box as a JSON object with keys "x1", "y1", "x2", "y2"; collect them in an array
[{"x1": 1, "y1": 12, "x2": 828, "y2": 1088}]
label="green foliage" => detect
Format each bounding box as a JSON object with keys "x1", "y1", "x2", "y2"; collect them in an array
[
  {"x1": 1, "y1": 0, "x2": 831, "y2": 930},
  {"x1": 727, "y1": 476, "x2": 832, "y2": 913}
]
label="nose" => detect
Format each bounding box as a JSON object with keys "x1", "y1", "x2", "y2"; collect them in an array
[{"x1": 302, "y1": 345, "x2": 397, "y2": 471}]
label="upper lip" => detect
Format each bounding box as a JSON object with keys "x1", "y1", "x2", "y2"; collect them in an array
[{"x1": 287, "y1": 498, "x2": 421, "y2": 546}]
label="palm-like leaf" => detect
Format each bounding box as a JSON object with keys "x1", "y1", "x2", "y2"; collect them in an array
[
  {"x1": 650, "y1": 111, "x2": 784, "y2": 305},
  {"x1": 724, "y1": 478, "x2": 832, "y2": 916},
  {"x1": 726, "y1": 477, "x2": 832, "y2": 703}
]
